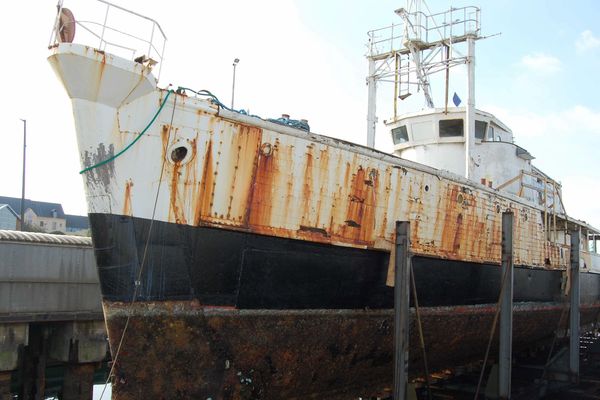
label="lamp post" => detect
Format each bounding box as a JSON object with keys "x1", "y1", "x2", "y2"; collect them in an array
[
  {"x1": 231, "y1": 58, "x2": 239, "y2": 109},
  {"x1": 19, "y1": 119, "x2": 26, "y2": 231}
]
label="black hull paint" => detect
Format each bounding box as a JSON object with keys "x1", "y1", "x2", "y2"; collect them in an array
[{"x1": 89, "y1": 213, "x2": 600, "y2": 308}]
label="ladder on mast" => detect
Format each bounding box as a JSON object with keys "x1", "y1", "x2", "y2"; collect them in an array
[{"x1": 366, "y1": 2, "x2": 481, "y2": 164}]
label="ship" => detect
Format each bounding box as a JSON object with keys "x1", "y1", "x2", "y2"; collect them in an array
[{"x1": 48, "y1": 1, "x2": 600, "y2": 399}]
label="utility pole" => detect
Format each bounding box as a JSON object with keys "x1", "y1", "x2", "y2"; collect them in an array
[
  {"x1": 19, "y1": 119, "x2": 27, "y2": 231},
  {"x1": 231, "y1": 58, "x2": 239, "y2": 109}
]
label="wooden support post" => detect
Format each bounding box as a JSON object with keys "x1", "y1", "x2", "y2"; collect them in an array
[
  {"x1": 394, "y1": 221, "x2": 411, "y2": 400},
  {"x1": 19, "y1": 329, "x2": 35, "y2": 400},
  {"x1": 34, "y1": 329, "x2": 47, "y2": 400},
  {"x1": 569, "y1": 229, "x2": 580, "y2": 383},
  {"x1": 499, "y1": 212, "x2": 514, "y2": 400},
  {"x1": 0, "y1": 371, "x2": 12, "y2": 400},
  {"x1": 18, "y1": 325, "x2": 47, "y2": 400},
  {"x1": 62, "y1": 363, "x2": 96, "y2": 400}
]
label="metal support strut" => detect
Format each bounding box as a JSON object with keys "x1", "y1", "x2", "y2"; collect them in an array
[
  {"x1": 569, "y1": 229, "x2": 580, "y2": 383},
  {"x1": 499, "y1": 212, "x2": 514, "y2": 399},
  {"x1": 394, "y1": 221, "x2": 411, "y2": 400}
]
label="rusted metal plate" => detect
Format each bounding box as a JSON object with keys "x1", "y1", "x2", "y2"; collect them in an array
[
  {"x1": 150, "y1": 92, "x2": 571, "y2": 273},
  {"x1": 61, "y1": 81, "x2": 572, "y2": 277},
  {"x1": 103, "y1": 300, "x2": 600, "y2": 400},
  {"x1": 51, "y1": 41, "x2": 583, "y2": 291}
]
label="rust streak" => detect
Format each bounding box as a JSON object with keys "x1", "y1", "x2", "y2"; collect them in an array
[
  {"x1": 195, "y1": 140, "x2": 214, "y2": 225},
  {"x1": 123, "y1": 180, "x2": 133, "y2": 216},
  {"x1": 248, "y1": 137, "x2": 276, "y2": 228},
  {"x1": 169, "y1": 160, "x2": 187, "y2": 224},
  {"x1": 315, "y1": 148, "x2": 330, "y2": 228},
  {"x1": 302, "y1": 146, "x2": 314, "y2": 226}
]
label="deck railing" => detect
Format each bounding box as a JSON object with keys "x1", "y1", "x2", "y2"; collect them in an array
[
  {"x1": 49, "y1": 0, "x2": 167, "y2": 80},
  {"x1": 368, "y1": 6, "x2": 480, "y2": 58}
]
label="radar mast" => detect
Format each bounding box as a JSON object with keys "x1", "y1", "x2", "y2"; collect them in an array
[{"x1": 366, "y1": 2, "x2": 481, "y2": 177}]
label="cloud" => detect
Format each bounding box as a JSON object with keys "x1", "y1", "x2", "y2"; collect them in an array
[
  {"x1": 481, "y1": 104, "x2": 600, "y2": 227},
  {"x1": 484, "y1": 105, "x2": 600, "y2": 138},
  {"x1": 561, "y1": 175, "x2": 600, "y2": 229},
  {"x1": 519, "y1": 53, "x2": 562, "y2": 75},
  {"x1": 575, "y1": 30, "x2": 600, "y2": 53}
]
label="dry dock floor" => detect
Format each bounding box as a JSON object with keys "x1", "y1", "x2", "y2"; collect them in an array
[{"x1": 381, "y1": 329, "x2": 600, "y2": 400}]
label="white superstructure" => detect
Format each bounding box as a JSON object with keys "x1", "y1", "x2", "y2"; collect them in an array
[
  {"x1": 366, "y1": 1, "x2": 566, "y2": 224},
  {"x1": 386, "y1": 108, "x2": 565, "y2": 215}
]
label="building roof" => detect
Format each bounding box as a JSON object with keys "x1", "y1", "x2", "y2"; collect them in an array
[
  {"x1": 0, "y1": 229, "x2": 92, "y2": 246},
  {"x1": 0, "y1": 204, "x2": 20, "y2": 219},
  {"x1": 65, "y1": 214, "x2": 89, "y2": 230},
  {"x1": 0, "y1": 196, "x2": 65, "y2": 219}
]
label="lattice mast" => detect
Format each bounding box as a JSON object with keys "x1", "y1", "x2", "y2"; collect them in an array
[{"x1": 366, "y1": 1, "x2": 481, "y2": 177}]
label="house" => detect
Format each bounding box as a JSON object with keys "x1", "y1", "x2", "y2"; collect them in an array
[
  {"x1": 0, "y1": 196, "x2": 66, "y2": 233},
  {"x1": 0, "y1": 204, "x2": 19, "y2": 230},
  {"x1": 0, "y1": 196, "x2": 90, "y2": 235},
  {"x1": 65, "y1": 213, "x2": 90, "y2": 235}
]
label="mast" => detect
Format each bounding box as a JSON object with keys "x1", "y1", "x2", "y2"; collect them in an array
[
  {"x1": 367, "y1": 58, "x2": 377, "y2": 148},
  {"x1": 465, "y1": 36, "x2": 475, "y2": 178},
  {"x1": 366, "y1": 2, "x2": 482, "y2": 161}
]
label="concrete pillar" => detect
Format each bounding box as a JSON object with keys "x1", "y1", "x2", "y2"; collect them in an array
[
  {"x1": 0, "y1": 323, "x2": 29, "y2": 371},
  {"x1": 49, "y1": 321, "x2": 108, "y2": 363},
  {"x1": 62, "y1": 363, "x2": 96, "y2": 400}
]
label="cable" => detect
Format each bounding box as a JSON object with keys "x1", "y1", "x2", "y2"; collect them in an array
[
  {"x1": 410, "y1": 263, "x2": 433, "y2": 400},
  {"x1": 177, "y1": 86, "x2": 310, "y2": 131},
  {"x1": 80, "y1": 89, "x2": 173, "y2": 174},
  {"x1": 473, "y1": 263, "x2": 512, "y2": 399},
  {"x1": 98, "y1": 93, "x2": 177, "y2": 400}
]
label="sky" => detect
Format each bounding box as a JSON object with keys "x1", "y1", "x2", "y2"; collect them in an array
[{"x1": 1, "y1": 0, "x2": 599, "y2": 228}]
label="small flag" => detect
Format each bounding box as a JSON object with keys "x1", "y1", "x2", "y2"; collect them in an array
[{"x1": 453, "y1": 92, "x2": 462, "y2": 107}]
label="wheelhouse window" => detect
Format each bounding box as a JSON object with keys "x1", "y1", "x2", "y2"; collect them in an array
[
  {"x1": 590, "y1": 235, "x2": 599, "y2": 254},
  {"x1": 475, "y1": 120, "x2": 487, "y2": 139},
  {"x1": 439, "y1": 119, "x2": 464, "y2": 137},
  {"x1": 488, "y1": 125, "x2": 495, "y2": 141},
  {"x1": 392, "y1": 125, "x2": 409, "y2": 144}
]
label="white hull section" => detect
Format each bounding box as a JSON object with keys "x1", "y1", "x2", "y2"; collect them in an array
[{"x1": 49, "y1": 43, "x2": 600, "y2": 276}]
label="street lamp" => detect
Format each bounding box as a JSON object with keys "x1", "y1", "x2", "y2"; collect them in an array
[
  {"x1": 19, "y1": 119, "x2": 26, "y2": 231},
  {"x1": 231, "y1": 58, "x2": 240, "y2": 109}
]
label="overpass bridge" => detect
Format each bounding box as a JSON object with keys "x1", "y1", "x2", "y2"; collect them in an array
[{"x1": 0, "y1": 230, "x2": 108, "y2": 399}]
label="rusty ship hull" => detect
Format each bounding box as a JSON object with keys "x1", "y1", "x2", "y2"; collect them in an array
[
  {"x1": 46, "y1": 12, "x2": 600, "y2": 398},
  {"x1": 92, "y1": 214, "x2": 600, "y2": 398},
  {"x1": 102, "y1": 301, "x2": 600, "y2": 399}
]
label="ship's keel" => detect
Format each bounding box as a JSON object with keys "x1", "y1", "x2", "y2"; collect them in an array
[{"x1": 104, "y1": 300, "x2": 600, "y2": 400}]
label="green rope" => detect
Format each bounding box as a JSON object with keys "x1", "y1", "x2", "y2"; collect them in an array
[{"x1": 79, "y1": 90, "x2": 174, "y2": 174}]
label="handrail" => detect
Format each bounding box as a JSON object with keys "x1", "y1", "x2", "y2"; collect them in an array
[
  {"x1": 97, "y1": 0, "x2": 167, "y2": 40},
  {"x1": 368, "y1": 6, "x2": 480, "y2": 58},
  {"x1": 50, "y1": 0, "x2": 167, "y2": 80}
]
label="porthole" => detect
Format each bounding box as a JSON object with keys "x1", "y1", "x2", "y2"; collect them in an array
[
  {"x1": 166, "y1": 141, "x2": 193, "y2": 165},
  {"x1": 424, "y1": 185, "x2": 429, "y2": 192},
  {"x1": 457, "y1": 193, "x2": 464, "y2": 204},
  {"x1": 171, "y1": 146, "x2": 188, "y2": 162}
]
